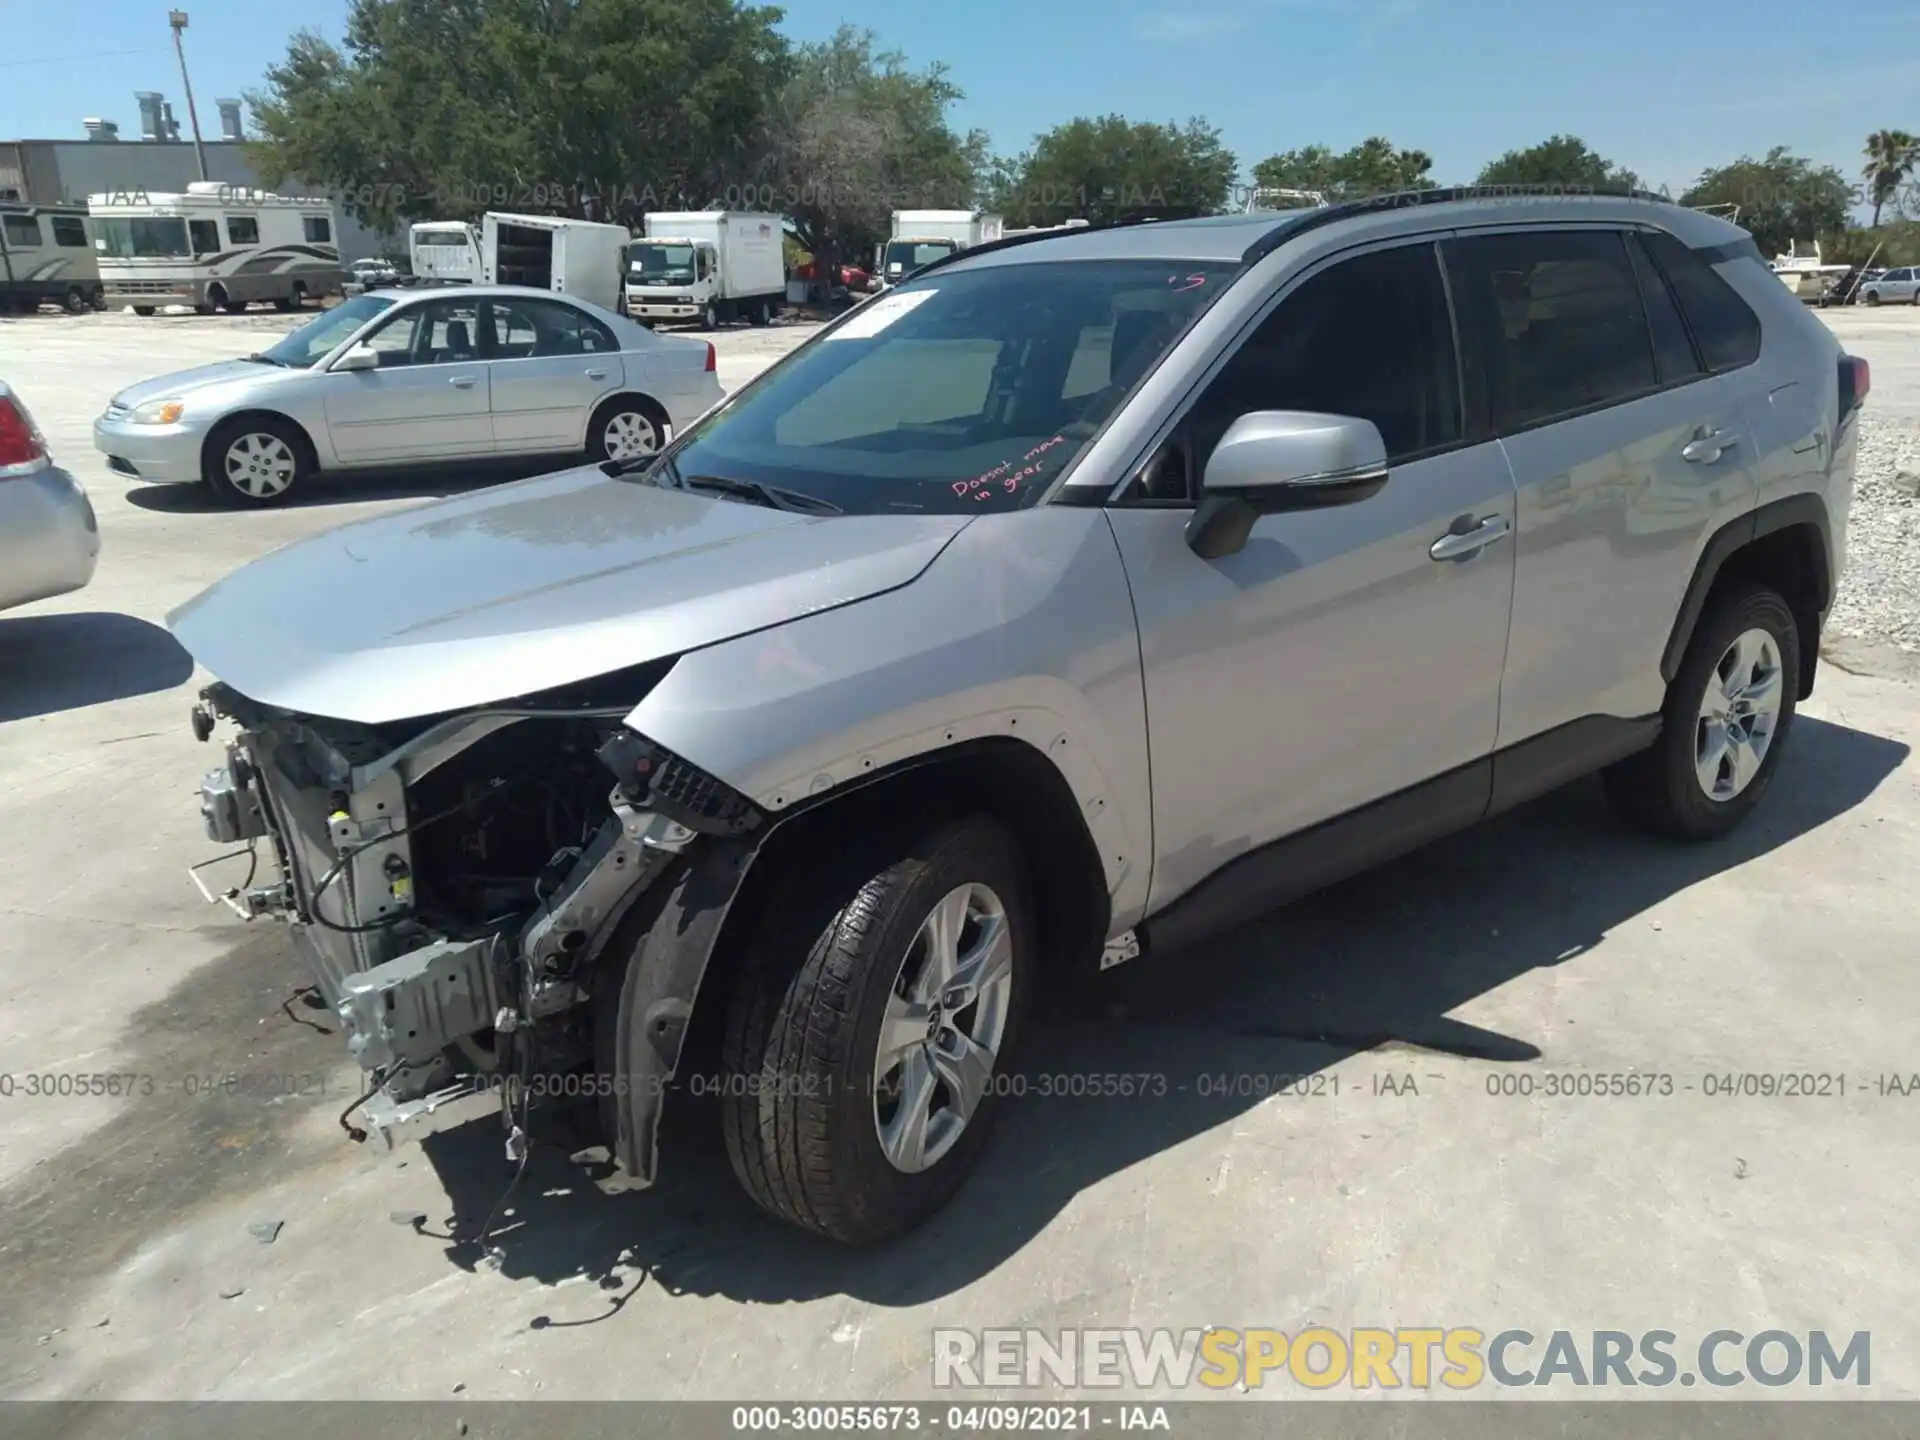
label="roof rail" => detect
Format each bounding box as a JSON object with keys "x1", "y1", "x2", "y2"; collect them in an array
[
  {"x1": 1238, "y1": 183, "x2": 1677, "y2": 266},
  {"x1": 905, "y1": 212, "x2": 1193, "y2": 281}
]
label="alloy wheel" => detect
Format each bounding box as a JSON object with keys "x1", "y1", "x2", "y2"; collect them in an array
[
  {"x1": 1696, "y1": 627, "x2": 1784, "y2": 801},
  {"x1": 602, "y1": 410, "x2": 660, "y2": 462},
  {"x1": 224, "y1": 432, "x2": 299, "y2": 500},
  {"x1": 873, "y1": 882, "x2": 1015, "y2": 1174}
]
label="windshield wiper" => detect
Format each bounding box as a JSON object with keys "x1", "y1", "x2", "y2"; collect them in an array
[
  {"x1": 242, "y1": 353, "x2": 290, "y2": 367},
  {"x1": 601, "y1": 455, "x2": 841, "y2": 515},
  {"x1": 681, "y1": 474, "x2": 843, "y2": 515}
]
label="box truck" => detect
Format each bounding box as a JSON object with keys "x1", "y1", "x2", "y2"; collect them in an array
[
  {"x1": 874, "y1": 210, "x2": 1004, "y2": 289},
  {"x1": 624, "y1": 211, "x2": 786, "y2": 329},
  {"x1": 479, "y1": 213, "x2": 628, "y2": 311}
]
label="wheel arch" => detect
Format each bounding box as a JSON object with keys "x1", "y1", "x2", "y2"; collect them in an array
[
  {"x1": 199, "y1": 408, "x2": 322, "y2": 481},
  {"x1": 587, "y1": 389, "x2": 671, "y2": 447},
  {"x1": 1660, "y1": 494, "x2": 1832, "y2": 701}
]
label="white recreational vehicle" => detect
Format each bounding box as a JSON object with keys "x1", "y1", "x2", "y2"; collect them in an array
[
  {"x1": 409, "y1": 220, "x2": 482, "y2": 285},
  {"x1": 0, "y1": 203, "x2": 104, "y2": 313},
  {"x1": 89, "y1": 183, "x2": 345, "y2": 316}
]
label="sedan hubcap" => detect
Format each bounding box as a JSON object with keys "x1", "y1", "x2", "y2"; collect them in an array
[
  {"x1": 873, "y1": 882, "x2": 1014, "y2": 1174},
  {"x1": 225, "y1": 433, "x2": 297, "y2": 498},
  {"x1": 1696, "y1": 627, "x2": 1784, "y2": 801},
  {"x1": 603, "y1": 411, "x2": 660, "y2": 461}
]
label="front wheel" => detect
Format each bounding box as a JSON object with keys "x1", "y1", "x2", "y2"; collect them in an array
[
  {"x1": 701, "y1": 301, "x2": 718, "y2": 331},
  {"x1": 1603, "y1": 581, "x2": 1800, "y2": 841},
  {"x1": 1864, "y1": 290, "x2": 1881, "y2": 307},
  {"x1": 205, "y1": 416, "x2": 311, "y2": 506},
  {"x1": 720, "y1": 815, "x2": 1031, "y2": 1244},
  {"x1": 63, "y1": 286, "x2": 89, "y2": 315}
]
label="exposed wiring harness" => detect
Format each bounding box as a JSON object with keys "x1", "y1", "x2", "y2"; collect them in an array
[{"x1": 306, "y1": 780, "x2": 515, "y2": 934}]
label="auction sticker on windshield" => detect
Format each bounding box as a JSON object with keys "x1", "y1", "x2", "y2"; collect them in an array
[{"x1": 827, "y1": 288, "x2": 937, "y2": 340}]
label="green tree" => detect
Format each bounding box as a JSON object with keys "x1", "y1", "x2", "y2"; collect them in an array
[
  {"x1": 1679, "y1": 148, "x2": 1855, "y2": 258},
  {"x1": 1863, "y1": 129, "x2": 1919, "y2": 227},
  {"x1": 1251, "y1": 137, "x2": 1435, "y2": 204},
  {"x1": 1474, "y1": 134, "x2": 1639, "y2": 193},
  {"x1": 247, "y1": 0, "x2": 790, "y2": 233},
  {"x1": 754, "y1": 27, "x2": 987, "y2": 277},
  {"x1": 987, "y1": 115, "x2": 1237, "y2": 226}
]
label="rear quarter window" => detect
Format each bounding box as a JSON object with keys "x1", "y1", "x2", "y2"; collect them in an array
[{"x1": 1640, "y1": 230, "x2": 1762, "y2": 373}]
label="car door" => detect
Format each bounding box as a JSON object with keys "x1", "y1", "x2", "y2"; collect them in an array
[
  {"x1": 481, "y1": 296, "x2": 624, "y2": 453},
  {"x1": 1444, "y1": 227, "x2": 1761, "y2": 754},
  {"x1": 1103, "y1": 237, "x2": 1519, "y2": 918},
  {"x1": 321, "y1": 294, "x2": 492, "y2": 464}
]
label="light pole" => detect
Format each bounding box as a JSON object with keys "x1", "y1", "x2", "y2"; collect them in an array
[{"x1": 168, "y1": 10, "x2": 209, "y2": 182}]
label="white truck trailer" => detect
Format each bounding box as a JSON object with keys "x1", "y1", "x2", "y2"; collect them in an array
[
  {"x1": 875, "y1": 210, "x2": 1004, "y2": 289},
  {"x1": 409, "y1": 221, "x2": 482, "y2": 285},
  {"x1": 479, "y1": 213, "x2": 628, "y2": 311},
  {"x1": 624, "y1": 211, "x2": 786, "y2": 329}
]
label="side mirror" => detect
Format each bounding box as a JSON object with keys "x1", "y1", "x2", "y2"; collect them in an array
[
  {"x1": 333, "y1": 343, "x2": 380, "y2": 373},
  {"x1": 1186, "y1": 411, "x2": 1389, "y2": 559}
]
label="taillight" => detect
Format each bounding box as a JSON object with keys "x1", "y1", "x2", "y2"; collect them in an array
[
  {"x1": 0, "y1": 394, "x2": 50, "y2": 477},
  {"x1": 1839, "y1": 354, "x2": 1870, "y2": 420},
  {"x1": 703, "y1": 342, "x2": 716, "y2": 373}
]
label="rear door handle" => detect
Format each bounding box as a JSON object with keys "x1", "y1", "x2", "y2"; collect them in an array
[
  {"x1": 1682, "y1": 428, "x2": 1740, "y2": 463},
  {"x1": 449, "y1": 375, "x2": 478, "y2": 389},
  {"x1": 1429, "y1": 514, "x2": 1511, "y2": 562},
  {"x1": 585, "y1": 368, "x2": 609, "y2": 380}
]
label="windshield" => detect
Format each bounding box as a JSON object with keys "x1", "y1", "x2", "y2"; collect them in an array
[
  {"x1": 884, "y1": 239, "x2": 956, "y2": 276},
  {"x1": 94, "y1": 216, "x2": 190, "y2": 258},
  {"x1": 629, "y1": 243, "x2": 696, "y2": 284},
  {"x1": 648, "y1": 258, "x2": 1237, "y2": 516},
  {"x1": 413, "y1": 228, "x2": 472, "y2": 249},
  {"x1": 258, "y1": 293, "x2": 395, "y2": 367}
]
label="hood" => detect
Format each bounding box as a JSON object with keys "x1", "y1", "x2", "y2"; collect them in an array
[
  {"x1": 110, "y1": 360, "x2": 287, "y2": 410},
  {"x1": 168, "y1": 464, "x2": 971, "y2": 724}
]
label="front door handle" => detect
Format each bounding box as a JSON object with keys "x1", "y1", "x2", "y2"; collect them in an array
[
  {"x1": 1682, "y1": 427, "x2": 1740, "y2": 463},
  {"x1": 585, "y1": 368, "x2": 609, "y2": 380},
  {"x1": 449, "y1": 375, "x2": 478, "y2": 389},
  {"x1": 1429, "y1": 514, "x2": 1511, "y2": 562}
]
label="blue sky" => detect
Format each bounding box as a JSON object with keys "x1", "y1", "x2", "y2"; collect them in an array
[{"x1": 4, "y1": 0, "x2": 1916, "y2": 200}]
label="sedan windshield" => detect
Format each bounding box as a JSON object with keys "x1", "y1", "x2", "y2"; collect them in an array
[
  {"x1": 258, "y1": 293, "x2": 395, "y2": 367},
  {"x1": 651, "y1": 258, "x2": 1239, "y2": 515}
]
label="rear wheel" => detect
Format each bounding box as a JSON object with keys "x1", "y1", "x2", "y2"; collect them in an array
[
  {"x1": 720, "y1": 815, "x2": 1031, "y2": 1244},
  {"x1": 1603, "y1": 581, "x2": 1799, "y2": 841},
  {"x1": 586, "y1": 395, "x2": 667, "y2": 464},
  {"x1": 62, "y1": 286, "x2": 89, "y2": 315},
  {"x1": 205, "y1": 416, "x2": 311, "y2": 506},
  {"x1": 289, "y1": 281, "x2": 308, "y2": 310},
  {"x1": 753, "y1": 298, "x2": 773, "y2": 326}
]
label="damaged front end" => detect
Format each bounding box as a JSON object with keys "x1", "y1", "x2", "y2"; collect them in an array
[{"x1": 186, "y1": 670, "x2": 763, "y2": 1179}]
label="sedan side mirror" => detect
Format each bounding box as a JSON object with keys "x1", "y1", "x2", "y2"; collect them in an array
[
  {"x1": 333, "y1": 343, "x2": 380, "y2": 373},
  {"x1": 1186, "y1": 411, "x2": 1389, "y2": 559}
]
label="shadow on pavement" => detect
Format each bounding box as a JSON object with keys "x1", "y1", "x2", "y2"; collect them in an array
[
  {"x1": 403, "y1": 712, "x2": 1908, "y2": 1313},
  {"x1": 121, "y1": 456, "x2": 570, "y2": 514},
  {"x1": 0, "y1": 611, "x2": 194, "y2": 722}
]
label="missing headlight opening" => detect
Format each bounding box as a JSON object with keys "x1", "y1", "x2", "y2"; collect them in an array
[{"x1": 188, "y1": 676, "x2": 763, "y2": 1195}]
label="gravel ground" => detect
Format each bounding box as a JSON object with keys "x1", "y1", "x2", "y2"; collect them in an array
[{"x1": 1829, "y1": 415, "x2": 1920, "y2": 651}]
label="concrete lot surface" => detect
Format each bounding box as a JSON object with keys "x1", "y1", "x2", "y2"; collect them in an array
[{"x1": 1, "y1": 303, "x2": 1917, "y2": 1405}]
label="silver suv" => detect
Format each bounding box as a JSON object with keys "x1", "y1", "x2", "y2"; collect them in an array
[{"x1": 174, "y1": 192, "x2": 1866, "y2": 1245}]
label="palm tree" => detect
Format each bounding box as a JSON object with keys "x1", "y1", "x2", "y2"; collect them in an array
[{"x1": 1863, "y1": 130, "x2": 1919, "y2": 227}]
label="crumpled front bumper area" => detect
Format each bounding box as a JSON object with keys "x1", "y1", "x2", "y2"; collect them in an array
[{"x1": 188, "y1": 682, "x2": 764, "y2": 1167}]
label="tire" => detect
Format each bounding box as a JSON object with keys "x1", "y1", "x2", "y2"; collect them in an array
[
  {"x1": 1864, "y1": 290, "x2": 1881, "y2": 307},
  {"x1": 89, "y1": 287, "x2": 106, "y2": 312},
  {"x1": 290, "y1": 282, "x2": 308, "y2": 310},
  {"x1": 272, "y1": 294, "x2": 295, "y2": 313},
  {"x1": 753, "y1": 299, "x2": 773, "y2": 327},
  {"x1": 1602, "y1": 580, "x2": 1800, "y2": 841},
  {"x1": 223, "y1": 298, "x2": 248, "y2": 315},
  {"x1": 585, "y1": 395, "x2": 666, "y2": 464},
  {"x1": 204, "y1": 416, "x2": 311, "y2": 506},
  {"x1": 701, "y1": 301, "x2": 718, "y2": 331},
  {"x1": 720, "y1": 814, "x2": 1032, "y2": 1245},
  {"x1": 63, "y1": 286, "x2": 88, "y2": 315},
  {"x1": 133, "y1": 305, "x2": 156, "y2": 317}
]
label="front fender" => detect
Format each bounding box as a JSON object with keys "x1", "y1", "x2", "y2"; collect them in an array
[{"x1": 625, "y1": 506, "x2": 1155, "y2": 931}]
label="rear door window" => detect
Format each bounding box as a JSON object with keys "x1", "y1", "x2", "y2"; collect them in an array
[
  {"x1": 1445, "y1": 230, "x2": 1657, "y2": 432},
  {"x1": 1639, "y1": 230, "x2": 1762, "y2": 373}
]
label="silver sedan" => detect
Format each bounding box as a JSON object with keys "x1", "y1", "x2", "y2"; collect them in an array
[
  {"x1": 93, "y1": 286, "x2": 726, "y2": 506},
  {"x1": 1, "y1": 379, "x2": 99, "y2": 613}
]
